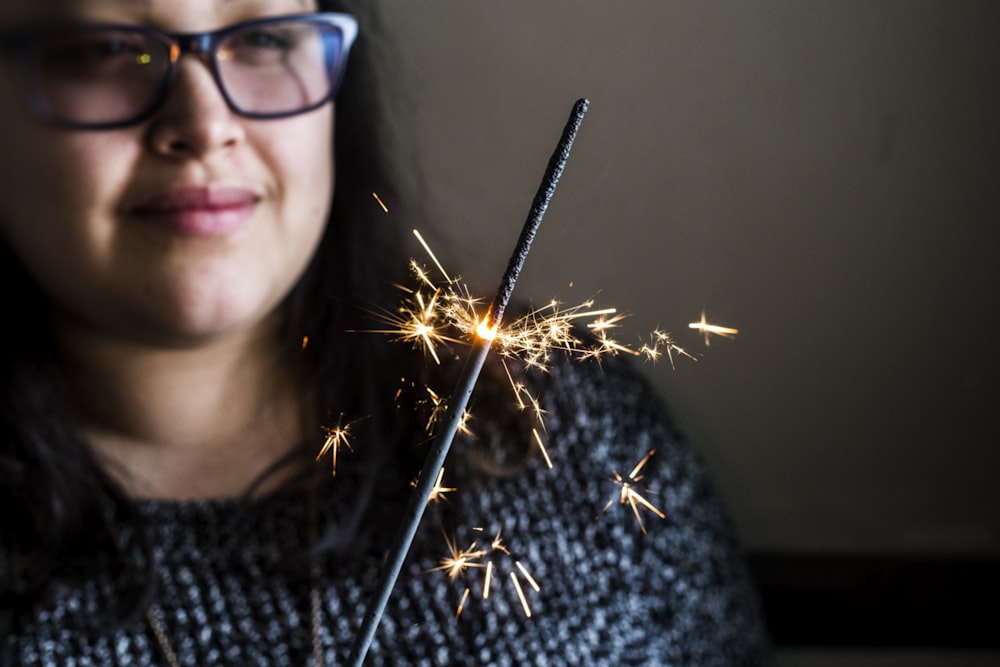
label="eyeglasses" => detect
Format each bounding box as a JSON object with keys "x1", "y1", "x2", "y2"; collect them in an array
[{"x1": 0, "y1": 12, "x2": 358, "y2": 130}]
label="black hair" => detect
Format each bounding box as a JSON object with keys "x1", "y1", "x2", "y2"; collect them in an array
[{"x1": 0, "y1": 0, "x2": 423, "y2": 633}]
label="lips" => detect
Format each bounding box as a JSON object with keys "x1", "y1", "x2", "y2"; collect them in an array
[{"x1": 132, "y1": 185, "x2": 260, "y2": 236}]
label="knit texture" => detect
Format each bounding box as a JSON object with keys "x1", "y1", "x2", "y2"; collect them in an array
[{"x1": 4, "y1": 356, "x2": 773, "y2": 666}]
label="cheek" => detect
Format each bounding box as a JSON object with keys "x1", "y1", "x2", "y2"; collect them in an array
[
  {"x1": 264, "y1": 107, "x2": 335, "y2": 253},
  {"x1": 0, "y1": 119, "x2": 136, "y2": 284},
  {"x1": 290, "y1": 108, "x2": 335, "y2": 208}
]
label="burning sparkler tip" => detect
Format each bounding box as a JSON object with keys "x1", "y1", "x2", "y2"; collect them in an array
[{"x1": 476, "y1": 316, "x2": 497, "y2": 341}]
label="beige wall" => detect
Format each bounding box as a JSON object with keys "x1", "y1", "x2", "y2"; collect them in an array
[{"x1": 381, "y1": 1, "x2": 1000, "y2": 555}]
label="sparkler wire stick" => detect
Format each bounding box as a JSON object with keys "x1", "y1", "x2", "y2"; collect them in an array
[{"x1": 346, "y1": 98, "x2": 589, "y2": 666}]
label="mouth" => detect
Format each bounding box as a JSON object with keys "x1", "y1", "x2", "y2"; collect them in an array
[{"x1": 132, "y1": 185, "x2": 261, "y2": 236}]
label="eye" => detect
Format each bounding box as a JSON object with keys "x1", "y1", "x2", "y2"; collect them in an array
[
  {"x1": 236, "y1": 29, "x2": 294, "y2": 51},
  {"x1": 224, "y1": 27, "x2": 300, "y2": 60},
  {"x1": 38, "y1": 31, "x2": 155, "y2": 77},
  {"x1": 219, "y1": 24, "x2": 313, "y2": 65}
]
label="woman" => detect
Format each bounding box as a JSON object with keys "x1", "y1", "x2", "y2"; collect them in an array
[{"x1": 0, "y1": 0, "x2": 773, "y2": 664}]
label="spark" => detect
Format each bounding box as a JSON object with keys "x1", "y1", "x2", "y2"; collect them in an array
[
  {"x1": 587, "y1": 312, "x2": 629, "y2": 333},
  {"x1": 425, "y1": 467, "x2": 457, "y2": 504},
  {"x1": 412, "y1": 229, "x2": 452, "y2": 283},
  {"x1": 301, "y1": 335, "x2": 309, "y2": 350},
  {"x1": 640, "y1": 330, "x2": 698, "y2": 370},
  {"x1": 430, "y1": 531, "x2": 485, "y2": 582},
  {"x1": 365, "y1": 284, "x2": 462, "y2": 365},
  {"x1": 406, "y1": 289, "x2": 446, "y2": 364},
  {"x1": 489, "y1": 529, "x2": 510, "y2": 555},
  {"x1": 455, "y1": 588, "x2": 471, "y2": 618},
  {"x1": 532, "y1": 428, "x2": 553, "y2": 469},
  {"x1": 481, "y1": 530, "x2": 537, "y2": 617},
  {"x1": 422, "y1": 387, "x2": 474, "y2": 437},
  {"x1": 368, "y1": 232, "x2": 719, "y2": 469},
  {"x1": 363, "y1": 233, "x2": 487, "y2": 365},
  {"x1": 315, "y1": 414, "x2": 355, "y2": 477},
  {"x1": 515, "y1": 561, "x2": 541, "y2": 592},
  {"x1": 393, "y1": 376, "x2": 409, "y2": 404},
  {"x1": 526, "y1": 392, "x2": 547, "y2": 426},
  {"x1": 688, "y1": 309, "x2": 739, "y2": 347},
  {"x1": 409, "y1": 259, "x2": 436, "y2": 290},
  {"x1": 483, "y1": 560, "x2": 494, "y2": 599},
  {"x1": 422, "y1": 387, "x2": 448, "y2": 434},
  {"x1": 600, "y1": 449, "x2": 666, "y2": 535},
  {"x1": 432, "y1": 528, "x2": 541, "y2": 618},
  {"x1": 496, "y1": 301, "x2": 621, "y2": 371},
  {"x1": 509, "y1": 572, "x2": 533, "y2": 618},
  {"x1": 371, "y1": 191, "x2": 389, "y2": 213}
]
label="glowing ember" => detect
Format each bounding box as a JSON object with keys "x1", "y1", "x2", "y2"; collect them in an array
[{"x1": 476, "y1": 316, "x2": 497, "y2": 341}]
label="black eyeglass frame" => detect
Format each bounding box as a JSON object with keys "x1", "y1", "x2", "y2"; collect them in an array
[{"x1": 0, "y1": 12, "x2": 359, "y2": 130}]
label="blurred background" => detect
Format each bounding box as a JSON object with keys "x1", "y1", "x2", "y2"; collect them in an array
[{"x1": 380, "y1": 2, "x2": 1000, "y2": 664}]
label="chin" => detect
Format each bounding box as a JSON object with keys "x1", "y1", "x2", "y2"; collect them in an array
[
  {"x1": 141, "y1": 257, "x2": 295, "y2": 338},
  {"x1": 112, "y1": 285, "x2": 286, "y2": 350}
]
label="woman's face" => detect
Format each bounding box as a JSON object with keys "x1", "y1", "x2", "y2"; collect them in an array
[{"x1": 0, "y1": 0, "x2": 333, "y2": 347}]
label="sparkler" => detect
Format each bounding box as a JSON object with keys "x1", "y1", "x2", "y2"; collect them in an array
[{"x1": 346, "y1": 98, "x2": 590, "y2": 667}]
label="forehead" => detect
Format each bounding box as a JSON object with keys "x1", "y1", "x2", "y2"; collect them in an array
[{"x1": 0, "y1": 0, "x2": 317, "y2": 27}]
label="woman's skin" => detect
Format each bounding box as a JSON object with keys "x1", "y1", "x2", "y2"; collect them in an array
[{"x1": 0, "y1": 0, "x2": 333, "y2": 499}]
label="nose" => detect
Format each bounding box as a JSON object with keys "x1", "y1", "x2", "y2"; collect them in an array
[{"x1": 145, "y1": 56, "x2": 245, "y2": 159}]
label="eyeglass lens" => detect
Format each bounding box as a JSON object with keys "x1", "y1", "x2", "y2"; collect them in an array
[{"x1": 30, "y1": 19, "x2": 345, "y2": 126}]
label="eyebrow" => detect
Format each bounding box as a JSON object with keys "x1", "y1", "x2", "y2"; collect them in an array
[
  {"x1": 48, "y1": 0, "x2": 314, "y2": 14},
  {"x1": 91, "y1": 0, "x2": 312, "y2": 6}
]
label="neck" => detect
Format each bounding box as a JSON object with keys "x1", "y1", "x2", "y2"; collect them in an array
[{"x1": 55, "y1": 314, "x2": 309, "y2": 500}]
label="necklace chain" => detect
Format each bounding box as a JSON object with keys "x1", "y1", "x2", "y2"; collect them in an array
[
  {"x1": 145, "y1": 608, "x2": 181, "y2": 667},
  {"x1": 146, "y1": 489, "x2": 324, "y2": 667},
  {"x1": 309, "y1": 485, "x2": 324, "y2": 667}
]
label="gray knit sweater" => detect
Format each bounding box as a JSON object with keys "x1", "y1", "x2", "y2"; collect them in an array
[{"x1": 4, "y1": 356, "x2": 773, "y2": 666}]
